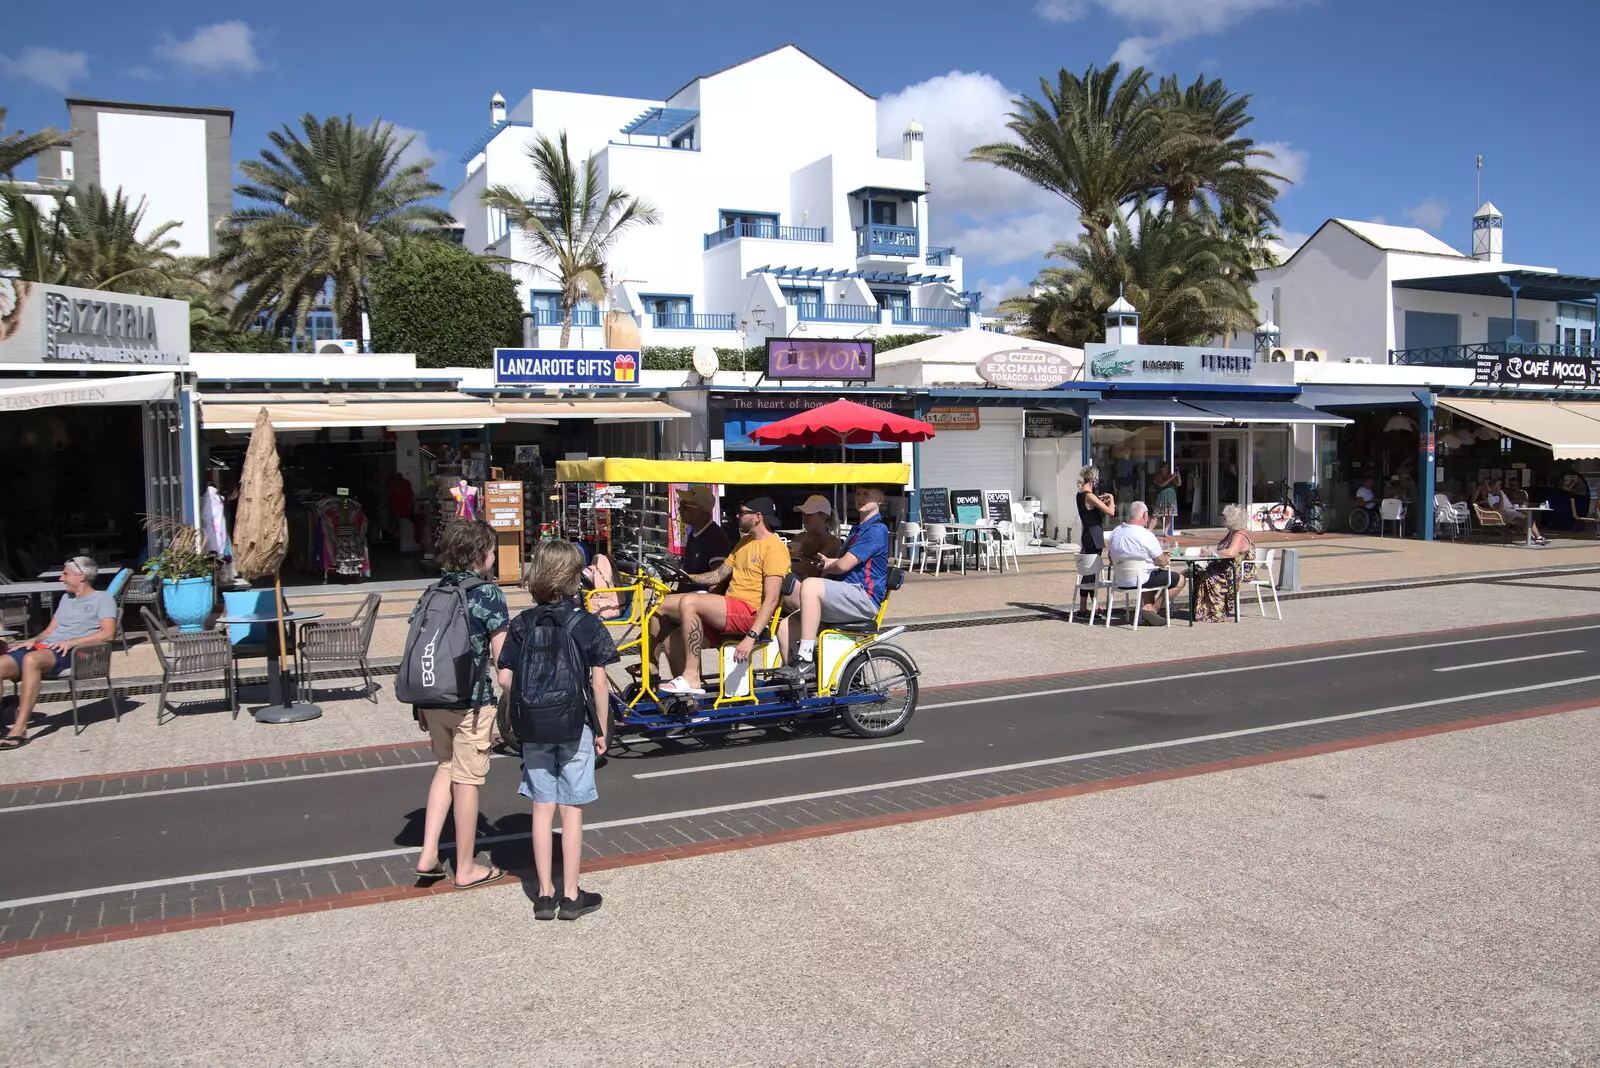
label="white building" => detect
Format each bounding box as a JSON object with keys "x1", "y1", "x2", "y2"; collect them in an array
[{"x1": 449, "y1": 45, "x2": 974, "y2": 351}]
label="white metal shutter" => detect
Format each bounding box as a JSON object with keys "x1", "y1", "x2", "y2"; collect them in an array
[{"x1": 919, "y1": 410, "x2": 1024, "y2": 498}]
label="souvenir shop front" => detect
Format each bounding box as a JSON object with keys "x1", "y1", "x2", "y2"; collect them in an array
[{"x1": 0, "y1": 281, "x2": 194, "y2": 576}]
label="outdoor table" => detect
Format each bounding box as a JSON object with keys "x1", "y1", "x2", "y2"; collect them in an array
[
  {"x1": 1170, "y1": 549, "x2": 1221, "y2": 627},
  {"x1": 1510, "y1": 505, "x2": 1552, "y2": 548},
  {"x1": 2, "y1": 580, "x2": 65, "y2": 631},
  {"x1": 943, "y1": 522, "x2": 998, "y2": 567},
  {"x1": 216, "y1": 609, "x2": 326, "y2": 723}
]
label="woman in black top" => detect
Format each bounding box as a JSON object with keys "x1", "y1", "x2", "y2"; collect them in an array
[{"x1": 1077, "y1": 465, "x2": 1115, "y2": 555}]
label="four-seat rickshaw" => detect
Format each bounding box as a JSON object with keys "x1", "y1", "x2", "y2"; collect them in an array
[{"x1": 553, "y1": 458, "x2": 921, "y2": 746}]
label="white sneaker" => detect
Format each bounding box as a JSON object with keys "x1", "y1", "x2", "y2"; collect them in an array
[{"x1": 658, "y1": 676, "x2": 707, "y2": 696}]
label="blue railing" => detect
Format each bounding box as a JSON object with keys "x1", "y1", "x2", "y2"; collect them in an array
[
  {"x1": 796, "y1": 302, "x2": 879, "y2": 324},
  {"x1": 648, "y1": 312, "x2": 736, "y2": 331},
  {"x1": 1389, "y1": 340, "x2": 1599, "y2": 366},
  {"x1": 925, "y1": 246, "x2": 955, "y2": 266},
  {"x1": 893, "y1": 306, "x2": 971, "y2": 327},
  {"x1": 704, "y1": 221, "x2": 827, "y2": 250},
  {"x1": 856, "y1": 224, "x2": 919, "y2": 257},
  {"x1": 532, "y1": 307, "x2": 605, "y2": 327}
]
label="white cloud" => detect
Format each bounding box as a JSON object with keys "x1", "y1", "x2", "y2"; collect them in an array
[
  {"x1": 1036, "y1": 0, "x2": 1302, "y2": 66},
  {"x1": 0, "y1": 46, "x2": 88, "y2": 93},
  {"x1": 156, "y1": 21, "x2": 262, "y2": 76},
  {"x1": 972, "y1": 274, "x2": 1033, "y2": 309},
  {"x1": 389, "y1": 124, "x2": 438, "y2": 175},
  {"x1": 949, "y1": 212, "x2": 1081, "y2": 264},
  {"x1": 1275, "y1": 229, "x2": 1312, "y2": 251},
  {"x1": 1403, "y1": 197, "x2": 1450, "y2": 233},
  {"x1": 1258, "y1": 140, "x2": 1309, "y2": 190}
]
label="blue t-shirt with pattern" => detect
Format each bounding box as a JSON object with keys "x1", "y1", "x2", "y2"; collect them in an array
[{"x1": 408, "y1": 572, "x2": 509, "y2": 708}]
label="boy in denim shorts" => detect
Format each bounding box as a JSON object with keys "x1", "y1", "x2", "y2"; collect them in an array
[{"x1": 498, "y1": 540, "x2": 618, "y2": 921}]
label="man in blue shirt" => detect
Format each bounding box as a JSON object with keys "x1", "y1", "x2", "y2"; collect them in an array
[{"x1": 781, "y1": 486, "x2": 891, "y2": 683}]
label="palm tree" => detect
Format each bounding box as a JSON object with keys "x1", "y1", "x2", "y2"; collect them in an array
[
  {"x1": 481, "y1": 131, "x2": 660, "y2": 347},
  {"x1": 0, "y1": 183, "x2": 179, "y2": 291},
  {"x1": 0, "y1": 187, "x2": 68, "y2": 282},
  {"x1": 968, "y1": 63, "x2": 1185, "y2": 253},
  {"x1": 1148, "y1": 75, "x2": 1283, "y2": 225},
  {"x1": 0, "y1": 108, "x2": 71, "y2": 180},
  {"x1": 213, "y1": 114, "x2": 450, "y2": 336},
  {"x1": 1003, "y1": 205, "x2": 1257, "y2": 348}
]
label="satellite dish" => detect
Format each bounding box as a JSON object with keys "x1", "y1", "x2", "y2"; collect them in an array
[{"x1": 691, "y1": 346, "x2": 719, "y2": 379}]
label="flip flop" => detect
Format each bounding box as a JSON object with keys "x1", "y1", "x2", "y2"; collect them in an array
[
  {"x1": 0, "y1": 735, "x2": 28, "y2": 751},
  {"x1": 452, "y1": 866, "x2": 506, "y2": 891},
  {"x1": 413, "y1": 863, "x2": 446, "y2": 878},
  {"x1": 658, "y1": 676, "x2": 707, "y2": 696}
]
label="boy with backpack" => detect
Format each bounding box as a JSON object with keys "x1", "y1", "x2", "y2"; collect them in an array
[
  {"x1": 397, "y1": 519, "x2": 510, "y2": 890},
  {"x1": 497, "y1": 539, "x2": 619, "y2": 920}
]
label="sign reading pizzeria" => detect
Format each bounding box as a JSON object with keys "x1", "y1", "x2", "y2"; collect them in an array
[{"x1": 975, "y1": 348, "x2": 1080, "y2": 390}]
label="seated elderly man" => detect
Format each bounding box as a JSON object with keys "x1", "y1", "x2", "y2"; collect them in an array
[
  {"x1": 1, "y1": 557, "x2": 118, "y2": 750},
  {"x1": 1105, "y1": 502, "x2": 1184, "y2": 627},
  {"x1": 779, "y1": 486, "x2": 892, "y2": 684}
]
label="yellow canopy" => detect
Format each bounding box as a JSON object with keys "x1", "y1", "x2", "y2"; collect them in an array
[{"x1": 556, "y1": 458, "x2": 911, "y2": 484}]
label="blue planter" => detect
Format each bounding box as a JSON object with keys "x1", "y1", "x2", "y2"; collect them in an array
[{"x1": 162, "y1": 576, "x2": 215, "y2": 633}]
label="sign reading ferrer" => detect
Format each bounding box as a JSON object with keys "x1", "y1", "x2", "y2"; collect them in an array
[
  {"x1": 494, "y1": 348, "x2": 639, "y2": 386},
  {"x1": 1084, "y1": 343, "x2": 1289, "y2": 385}
]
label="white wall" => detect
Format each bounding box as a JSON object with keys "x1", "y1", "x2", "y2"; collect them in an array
[
  {"x1": 97, "y1": 112, "x2": 209, "y2": 256},
  {"x1": 1254, "y1": 224, "x2": 1390, "y2": 362},
  {"x1": 1394, "y1": 289, "x2": 1559, "y2": 347}
]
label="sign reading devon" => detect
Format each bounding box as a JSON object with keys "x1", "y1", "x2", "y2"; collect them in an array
[{"x1": 765, "y1": 338, "x2": 874, "y2": 381}]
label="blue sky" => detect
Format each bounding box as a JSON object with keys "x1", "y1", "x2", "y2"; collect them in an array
[{"x1": 6, "y1": 0, "x2": 1598, "y2": 307}]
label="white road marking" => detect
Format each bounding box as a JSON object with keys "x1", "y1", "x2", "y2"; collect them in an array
[
  {"x1": 632, "y1": 739, "x2": 923, "y2": 779},
  {"x1": 1433, "y1": 650, "x2": 1586, "y2": 673},
  {"x1": 3, "y1": 672, "x2": 1595, "y2": 912}
]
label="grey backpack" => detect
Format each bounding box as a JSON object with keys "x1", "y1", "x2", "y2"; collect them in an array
[{"x1": 396, "y1": 578, "x2": 488, "y2": 708}]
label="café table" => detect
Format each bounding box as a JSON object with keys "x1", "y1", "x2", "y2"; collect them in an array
[
  {"x1": 1510, "y1": 505, "x2": 1552, "y2": 547},
  {"x1": 215, "y1": 609, "x2": 326, "y2": 723},
  {"x1": 942, "y1": 522, "x2": 999, "y2": 568},
  {"x1": 2, "y1": 580, "x2": 67, "y2": 631},
  {"x1": 1169, "y1": 548, "x2": 1222, "y2": 627}
]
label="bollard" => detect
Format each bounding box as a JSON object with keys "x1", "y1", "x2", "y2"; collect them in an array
[{"x1": 1278, "y1": 547, "x2": 1301, "y2": 592}]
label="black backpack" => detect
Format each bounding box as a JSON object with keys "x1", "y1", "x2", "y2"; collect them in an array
[
  {"x1": 395, "y1": 577, "x2": 489, "y2": 708},
  {"x1": 508, "y1": 605, "x2": 591, "y2": 745}
]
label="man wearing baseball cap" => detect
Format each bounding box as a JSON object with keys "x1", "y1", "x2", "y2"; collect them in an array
[
  {"x1": 781, "y1": 486, "x2": 892, "y2": 685},
  {"x1": 656, "y1": 496, "x2": 788, "y2": 696},
  {"x1": 789, "y1": 495, "x2": 841, "y2": 579},
  {"x1": 1, "y1": 557, "x2": 118, "y2": 750},
  {"x1": 674, "y1": 485, "x2": 729, "y2": 589}
]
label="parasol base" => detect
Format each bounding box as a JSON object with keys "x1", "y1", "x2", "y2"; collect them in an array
[{"x1": 253, "y1": 701, "x2": 323, "y2": 724}]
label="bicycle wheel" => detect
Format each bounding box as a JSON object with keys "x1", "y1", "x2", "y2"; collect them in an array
[
  {"x1": 1306, "y1": 507, "x2": 1327, "y2": 535},
  {"x1": 1349, "y1": 508, "x2": 1371, "y2": 534},
  {"x1": 1265, "y1": 504, "x2": 1293, "y2": 532}
]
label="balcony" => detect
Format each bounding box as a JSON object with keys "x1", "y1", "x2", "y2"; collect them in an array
[
  {"x1": 856, "y1": 224, "x2": 919, "y2": 258},
  {"x1": 795, "y1": 302, "x2": 879, "y2": 324},
  {"x1": 532, "y1": 307, "x2": 605, "y2": 328},
  {"x1": 647, "y1": 312, "x2": 736, "y2": 331},
  {"x1": 892, "y1": 307, "x2": 971, "y2": 328},
  {"x1": 925, "y1": 246, "x2": 955, "y2": 267},
  {"x1": 1389, "y1": 340, "x2": 1599, "y2": 366},
  {"x1": 704, "y1": 221, "x2": 827, "y2": 250}
]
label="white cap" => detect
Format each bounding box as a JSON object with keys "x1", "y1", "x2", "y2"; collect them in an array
[
  {"x1": 676, "y1": 485, "x2": 714, "y2": 512},
  {"x1": 795, "y1": 494, "x2": 833, "y2": 516}
]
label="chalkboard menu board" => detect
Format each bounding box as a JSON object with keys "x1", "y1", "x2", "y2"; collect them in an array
[
  {"x1": 917, "y1": 487, "x2": 951, "y2": 524},
  {"x1": 984, "y1": 489, "x2": 1013, "y2": 524},
  {"x1": 950, "y1": 489, "x2": 984, "y2": 524}
]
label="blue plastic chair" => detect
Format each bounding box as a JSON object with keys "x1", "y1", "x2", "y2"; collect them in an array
[
  {"x1": 221, "y1": 589, "x2": 286, "y2": 645},
  {"x1": 105, "y1": 568, "x2": 132, "y2": 651}
]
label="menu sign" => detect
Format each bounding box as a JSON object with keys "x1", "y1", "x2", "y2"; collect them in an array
[
  {"x1": 483, "y1": 481, "x2": 524, "y2": 531},
  {"x1": 1473, "y1": 350, "x2": 1599, "y2": 388},
  {"x1": 984, "y1": 489, "x2": 1013, "y2": 524},
  {"x1": 917, "y1": 487, "x2": 951, "y2": 524},
  {"x1": 950, "y1": 489, "x2": 984, "y2": 524}
]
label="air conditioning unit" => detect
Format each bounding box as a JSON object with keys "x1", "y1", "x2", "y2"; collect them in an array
[
  {"x1": 1298, "y1": 348, "x2": 1323, "y2": 362},
  {"x1": 315, "y1": 339, "x2": 360, "y2": 355},
  {"x1": 1268, "y1": 347, "x2": 1292, "y2": 362},
  {"x1": 1342, "y1": 356, "x2": 1372, "y2": 364}
]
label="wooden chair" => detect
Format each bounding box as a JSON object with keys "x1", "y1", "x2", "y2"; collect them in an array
[
  {"x1": 295, "y1": 593, "x2": 382, "y2": 703},
  {"x1": 1471, "y1": 504, "x2": 1513, "y2": 544},
  {"x1": 1574, "y1": 507, "x2": 1600, "y2": 541}
]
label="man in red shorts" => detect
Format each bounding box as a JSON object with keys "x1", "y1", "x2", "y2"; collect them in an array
[{"x1": 657, "y1": 496, "x2": 787, "y2": 696}]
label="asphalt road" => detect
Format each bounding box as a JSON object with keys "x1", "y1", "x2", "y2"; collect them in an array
[{"x1": 4, "y1": 615, "x2": 1599, "y2": 908}]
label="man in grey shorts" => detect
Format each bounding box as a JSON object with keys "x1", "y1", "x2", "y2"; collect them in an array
[
  {"x1": 780, "y1": 486, "x2": 893, "y2": 684},
  {"x1": 2, "y1": 557, "x2": 118, "y2": 750}
]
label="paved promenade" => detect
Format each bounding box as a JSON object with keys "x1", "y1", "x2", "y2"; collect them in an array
[{"x1": 4, "y1": 703, "x2": 1594, "y2": 1065}]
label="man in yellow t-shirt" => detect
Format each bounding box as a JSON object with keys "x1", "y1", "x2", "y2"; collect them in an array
[{"x1": 657, "y1": 497, "x2": 788, "y2": 696}]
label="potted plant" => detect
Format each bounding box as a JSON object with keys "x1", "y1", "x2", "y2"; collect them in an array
[{"x1": 142, "y1": 518, "x2": 221, "y2": 632}]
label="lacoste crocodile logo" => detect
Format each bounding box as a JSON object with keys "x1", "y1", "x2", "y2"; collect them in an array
[{"x1": 1091, "y1": 350, "x2": 1135, "y2": 378}]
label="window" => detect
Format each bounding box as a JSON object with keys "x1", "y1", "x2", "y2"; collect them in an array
[
  {"x1": 670, "y1": 127, "x2": 695, "y2": 150},
  {"x1": 1403, "y1": 310, "x2": 1460, "y2": 350},
  {"x1": 872, "y1": 289, "x2": 909, "y2": 315},
  {"x1": 1487, "y1": 317, "x2": 1539, "y2": 344},
  {"x1": 720, "y1": 211, "x2": 778, "y2": 238},
  {"x1": 869, "y1": 201, "x2": 898, "y2": 226},
  {"x1": 781, "y1": 287, "x2": 822, "y2": 312},
  {"x1": 641, "y1": 295, "x2": 691, "y2": 326}
]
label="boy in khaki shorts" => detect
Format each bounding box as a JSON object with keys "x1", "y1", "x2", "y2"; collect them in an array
[{"x1": 411, "y1": 519, "x2": 510, "y2": 889}]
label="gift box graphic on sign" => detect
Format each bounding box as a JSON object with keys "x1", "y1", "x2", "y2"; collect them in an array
[{"x1": 613, "y1": 353, "x2": 637, "y2": 382}]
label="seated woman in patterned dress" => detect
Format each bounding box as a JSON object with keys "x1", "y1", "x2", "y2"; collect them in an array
[{"x1": 1192, "y1": 504, "x2": 1256, "y2": 623}]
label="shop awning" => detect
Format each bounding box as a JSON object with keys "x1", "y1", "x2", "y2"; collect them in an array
[
  {"x1": 557, "y1": 458, "x2": 911, "y2": 484},
  {"x1": 1087, "y1": 399, "x2": 1221, "y2": 422},
  {"x1": 492, "y1": 398, "x2": 689, "y2": 424},
  {"x1": 1436, "y1": 397, "x2": 1600, "y2": 460},
  {"x1": 199, "y1": 392, "x2": 505, "y2": 431},
  {"x1": 724, "y1": 411, "x2": 893, "y2": 452},
  {"x1": 1185, "y1": 400, "x2": 1352, "y2": 425},
  {"x1": 1, "y1": 372, "x2": 175, "y2": 412}
]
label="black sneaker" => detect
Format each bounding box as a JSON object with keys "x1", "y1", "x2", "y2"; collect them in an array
[
  {"x1": 534, "y1": 894, "x2": 558, "y2": 921},
  {"x1": 777, "y1": 660, "x2": 818, "y2": 688},
  {"x1": 559, "y1": 888, "x2": 603, "y2": 921}
]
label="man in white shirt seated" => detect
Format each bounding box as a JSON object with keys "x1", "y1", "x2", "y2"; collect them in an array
[{"x1": 1105, "y1": 501, "x2": 1184, "y2": 625}]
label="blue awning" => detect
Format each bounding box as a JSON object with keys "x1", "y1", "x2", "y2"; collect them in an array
[
  {"x1": 723, "y1": 411, "x2": 896, "y2": 451},
  {"x1": 1088, "y1": 399, "x2": 1221, "y2": 422},
  {"x1": 620, "y1": 108, "x2": 699, "y2": 137},
  {"x1": 1185, "y1": 400, "x2": 1352, "y2": 425}
]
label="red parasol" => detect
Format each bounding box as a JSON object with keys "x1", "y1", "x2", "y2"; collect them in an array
[{"x1": 747, "y1": 398, "x2": 936, "y2": 447}]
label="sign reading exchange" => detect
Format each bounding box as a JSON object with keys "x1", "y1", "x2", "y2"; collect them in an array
[
  {"x1": 494, "y1": 348, "x2": 639, "y2": 386},
  {"x1": 1474, "y1": 351, "x2": 1600, "y2": 389},
  {"x1": 975, "y1": 348, "x2": 1079, "y2": 390},
  {"x1": 765, "y1": 338, "x2": 874, "y2": 381}
]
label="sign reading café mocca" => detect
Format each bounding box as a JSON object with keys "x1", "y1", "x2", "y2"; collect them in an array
[
  {"x1": 1083, "y1": 343, "x2": 1291, "y2": 385},
  {"x1": 1473, "y1": 350, "x2": 1600, "y2": 389},
  {"x1": 0, "y1": 279, "x2": 190, "y2": 366}
]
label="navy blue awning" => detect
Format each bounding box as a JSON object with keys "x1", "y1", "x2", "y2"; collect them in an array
[{"x1": 723, "y1": 411, "x2": 896, "y2": 451}]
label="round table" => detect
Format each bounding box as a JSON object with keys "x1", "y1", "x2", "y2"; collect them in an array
[
  {"x1": 216, "y1": 609, "x2": 326, "y2": 723},
  {"x1": 1170, "y1": 550, "x2": 1222, "y2": 627},
  {"x1": 1509, "y1": 505, "x2": 1552, "y2": 548}
]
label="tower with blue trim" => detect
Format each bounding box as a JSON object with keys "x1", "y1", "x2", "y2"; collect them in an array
[{"x1": 1472, "y1": 201, "x2": 1502, "y2": 263}]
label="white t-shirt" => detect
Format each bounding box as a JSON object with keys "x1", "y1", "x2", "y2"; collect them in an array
[
  {"x1": 1106, "y1": 523, "x2": 1166, "y2": 586},
  {"x1": 1355, "y1": 486, "x2": 1375, "y2": 504}
]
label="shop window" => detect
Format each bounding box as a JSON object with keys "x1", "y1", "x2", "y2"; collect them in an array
[
  {"x1": 1487, "y1": 318, "x2": 1539, "y2": 344},
  {"x1": 1402, "y1": 311, "x2": 1459, "y2": 350},
  {"x1": 1089, "y1": 421, "x2": 1165, "y2": 521}
]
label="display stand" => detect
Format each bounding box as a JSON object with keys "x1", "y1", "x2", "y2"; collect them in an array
[{"x1": 484, "y1": 480, "x2": 525, "y2": 584}]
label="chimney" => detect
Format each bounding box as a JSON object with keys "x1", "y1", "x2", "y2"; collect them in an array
[
  {"x1": 1471, "y1": 201, "x2": 1502, "y2": 263},
  {"x1": 490, "y1": 92, "x2": 507, "y2": 126},
  {"x1": 902, "y1": 119, "x2": 923, "y2": 162}
]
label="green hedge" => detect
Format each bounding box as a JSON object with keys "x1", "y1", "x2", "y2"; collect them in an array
[{"x1": 369, "y1": 242, "x2": 523, "y2": 368}]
